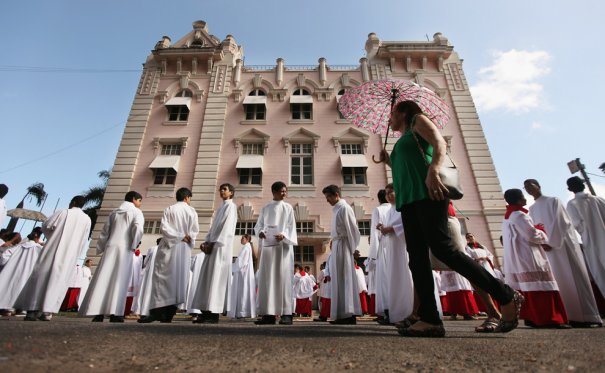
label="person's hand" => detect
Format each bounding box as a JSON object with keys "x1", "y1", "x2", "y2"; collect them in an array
[
  {"x1": 259, "y1": 232, "x2": 266, "y2": 239},
  {"x1": 324, "y1": 275, "x2": 331, "y2": 283},
  {"x1": 379, "y1": 149, "x2": 391, "y2": 166},
  {"x1": 425, "y1": 166, "x2": 448, "y2": 201},
  {"x1": 542, "y1": 244, "x2": 553, "y2": 252},
  {"x1": 182, "y1": 235, "x2": 192, "y2": 244},
  {"x1": 376, "y1": 223, "x2": 383, "y2": 231},
  {"x1": 275, "y1": 233, "x2": 284, "y2": 242}
]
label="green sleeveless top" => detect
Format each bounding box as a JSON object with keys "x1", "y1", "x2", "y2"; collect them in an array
[{"x1": 390, "y1": 115, "x2": 433, "y2": 209}]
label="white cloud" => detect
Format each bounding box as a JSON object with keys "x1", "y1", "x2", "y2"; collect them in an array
[{"x1": 471, "y1": 49, "x2": 551, "y2": 113}]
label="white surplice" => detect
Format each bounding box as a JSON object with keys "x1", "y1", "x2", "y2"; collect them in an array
[
  {"x1": 77, "y1": 266, "x2": 92, "y2": 307},
  {"x1": 14, "y1": 207, "x2": 91, "y2": 313},
  {"x1": 567, "y1": 192, "x2": 605, "y2": 298},
  {"x1": 78, "y1": 201, "x2": 144, "y2": 316},
  {"x1": 354, "y1": 266, "x2": 367, "y2": 293},
  {"x1": 0, "y1": 240, "x2": 43, "y2": 309},
  {"x1": 185, "y1": 252, "x2": 205, "y2": 314},
  {"x1": 465, "y1": 243, "x2": 497, "y2": 278},
  {"x1": 326, "y1": 199, "x2": 361, "y2": 320},
  {"x1": 255, "y1": 200, "x2": 298, "y2": 316},
  {"x1": 148, "y1": 201, "x2": 199, "y2": 312},
  {"x1": 134, "y1": 246, "x2": 157, "y2": 316},
  {"x1": 530, "y1": 195, "x2": 601, "y2": 324},
  {"x1": 369, "y1": 203, "x2": 391, "y2": 302},
  {"x1": 128, "y1": 253, "x2": 144, "y2": 310},
  {"x1": 228, "y1": 243, "x2": 256, "y2": 318},
  {"x1": 191, "y1": 199, "x2": 237, "y2": 314},
  {"x1": 318, "y1": 266, "x2": 331, "y2": 299},
  {"x1": 502, "y1": 210, "x2": 558, "y2": 292},
  {"x1": 380, "y1": 205, "x2": 414, "y2": 323}
]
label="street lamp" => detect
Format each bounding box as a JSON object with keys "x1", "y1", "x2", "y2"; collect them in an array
[{"x1": 567, "y1": 158, "x2": 597, "y2": 196}]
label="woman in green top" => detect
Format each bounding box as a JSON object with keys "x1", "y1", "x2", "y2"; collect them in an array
[{"x1": 380, "y1": 100, "x2": 523, "y2": 337}]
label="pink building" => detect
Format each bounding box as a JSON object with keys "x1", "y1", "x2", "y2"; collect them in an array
[{"x1": 90, "y1": 21, "x2": 507, "y2": 272}]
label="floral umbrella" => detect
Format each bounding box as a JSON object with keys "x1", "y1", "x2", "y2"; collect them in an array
[{"x1": 338, "y1": 79, "x2": 450, "y2": 161}]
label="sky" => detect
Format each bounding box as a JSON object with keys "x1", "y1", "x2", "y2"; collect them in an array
[{"x1": 2, "y1": 0, "x2": 605, "y2": 232}]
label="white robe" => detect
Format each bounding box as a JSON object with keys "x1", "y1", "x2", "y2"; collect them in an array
[
  {"x1": 128, "y1": 253, "x2": 144, "y2": 299},
  {"x1": 134, "y1": 246, "x2": 157, "y2": 316},
  {"x1": 317, "y1": 268, "x2": 331, "y2": 299},
  {"x1": 79, "y1": 201, "x2": 144, "y2": 316},
  {"x1": 255, "y1": 200, "x2": 298, "y2": 316},
  {"x1": 14, "y1": 207, "x2": 91, "y2": 313},
  {"x1": 186, "y1": 252, "x2": 205, "y2": 314},
  {"x1": 191, "y1": 199, "x2": 237, "y2": 314},
  {"x1": 228, "y1": 243, "x2": 256, "y2": 318},
  {"x1": 380, "y1": 205, "x2": 414, "y2": 323},
  {"x1": 326, "y1": 199, "x2": 361, "y2": 319},
  {"x1": 465, "y1": 244, "x2": 497, "y2": 278},
  {"x1": 0, "y1": 198, "x2": 6, "y2": 231},
  {"x1": 293, "y1": 272, "x2": 315, "y2": 299},
  {"x1": 148, "y1": 201, "x2": 199, "y2": 311},
  {"x1": 0, "y1": 240, "x2": 43, "y2": 309},
  {"x1": 369, "y1": 203, "x2": 390, "y2": 299},
  {"x1": 567, "y1": 192, "x2": 605, "y2": 298},
  {"x1": 77, "y1": 266, "x2": 92, "y2": 307},
  {"x1": 502, "y1": 210, "x2": 558, "y2": 292},
  {"x1": 530, "y1": 195, "x2": 601, "y2": 324}
]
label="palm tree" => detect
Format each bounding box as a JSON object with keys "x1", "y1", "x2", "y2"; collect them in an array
[
  {"x1": 600, "y1": 163, "x2": 605, "y2": 174},
  {"x1": 6, "y1": 182, "x2": 48, "y2": 232},
  {"x1": 83, "y1": 170, "x2": 111, "y2": 235}
]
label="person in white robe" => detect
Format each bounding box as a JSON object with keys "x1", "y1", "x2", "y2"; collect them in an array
[
  {"x1": 293, "y1": 264, "x2": 315, "y2": 317},
  {"x1": 139, "y1": 188, "x2": 199, "y2": 323},
  {"x1": 354, "y1": 262, "x2": 368, "y2": 315},
  {"x1": 191, "y1": 183, "x2": 237, "y2": 324},
  {"x1": 77, "y1": 259, "x2": 93, "y2": 308},
  {"x1": 0, "y1": 227, "x2": 43, "y2": 313},
  {"x1": 14, "y1": 196, "x2": 91, "y2": 321},
  {"x1": 525, "y1": 179, "x2": 602, "y2": 327},
  {"x1": 185, "y1": 251, "x2": 205, "y2": 315},
  {"x1": 314, "y1": 260, "x2": 331, "y2": 322},
  {"x1": 566, "y1": 176, "x2": 605, "y2": 307},
  {"x1": 0, "y1": 184, "x2": 8, "y2": 231},
  {"x1": 254, "y1": 181, "x2": 298, "y2": 325},
  {"x1": 502, "y1": 188, "x2": 569, "y2": 327},
  {"x1": 376, "y1": 184, "x2": 414, "y2": 325},
  {"x1": 323, "y1": 185, "x2": 361, "y2": 324},
  {"x1": 134, "y1": 240, "x2": 160, "y2": 317},
  {"x1": 126, "y1": 248, "x2": 144, "y2": 316},
  {"x1": 78, "y1": 191, "x2": 144, "y2": 322},
  {"x1": 368, "y1": 190, "x2": 390, "y2": 319},
  {"x1": 228, "y1": 234, "x2": 256, "y2": 319}
]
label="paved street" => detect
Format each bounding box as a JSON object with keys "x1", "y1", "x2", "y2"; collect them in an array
[{"x1": 0, "y1": 315, "x2": 602, "y2": 372}]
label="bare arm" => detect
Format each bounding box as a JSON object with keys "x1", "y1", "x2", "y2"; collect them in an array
[{"x1": 413, "y1": 114, "x2": 448, "y2": 201}]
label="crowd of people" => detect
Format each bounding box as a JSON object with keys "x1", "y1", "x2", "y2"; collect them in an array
[{"x1": 0, "y1": 101, "x2": 604, "y2": 338}]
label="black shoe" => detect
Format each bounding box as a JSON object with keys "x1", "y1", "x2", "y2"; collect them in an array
[
  {"x1": 569, "y1": 320, "x2": 603, "y2": 328},
  {"x1": 137, "y1": 315, "x2": 156, "y2": 324},
  {"x1": 313, "y1": 317, "x2": 327, "y2": 322},
  {"x1": 92, "y1": 315, "x2": 104, "y2": 322},
  {"x1": 193, "y1": 314, "x2": 206, "y2": 324},
  {"x1": 330, "y1": 316, "x2": 357, "y2": 325},
  {"x1": 377, "y1": 317, "x2": 392, "y2": 326},
  {"x1": 279, "y1": 315, "x2": 293, "y2": 325},
  {"x1": 205, "y1": 313, "x2": 219, "y2": 324},
  {"x1": 254, "y1": 315, "x2": 276, "y2": 325},
  {"x1": 109, "y1": 315, "x2": 125, "y2": 323},
  {"x1": 398, "y1": 323, "x2": 446, "y2": 338}
]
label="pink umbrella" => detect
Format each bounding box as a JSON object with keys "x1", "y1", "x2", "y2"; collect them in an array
[{"x1": 338, "y1": 79, "x2": 450, "y2": 162}]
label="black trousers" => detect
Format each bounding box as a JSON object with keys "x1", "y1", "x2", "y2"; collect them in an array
[{"x1": 400, "y1": 198, "x2": 514, "y2": 324}]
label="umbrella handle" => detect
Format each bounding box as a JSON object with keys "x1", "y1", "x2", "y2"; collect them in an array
[{"x1": 372, "y1": 154, "x2": 384, "y2": 164}]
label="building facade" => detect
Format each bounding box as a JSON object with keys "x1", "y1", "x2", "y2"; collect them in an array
[{"x1": 88, "y1": 21, "x2": 506, "y2": 272}]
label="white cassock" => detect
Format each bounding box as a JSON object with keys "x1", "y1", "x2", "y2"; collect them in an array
[
  {"x1": 326, "y1": 199, "x2": 361, "y2": 319},
  {"x1": 255, "y1": 200, "x2": 298, "y2": 316},
  {"x1": 369, "y1": 203, "x2": 391, "y2": 305},
  {"x1": 134, "y1": 246, "x2": 157, "y2": 316},
  {"x1": 567, "y1": 192, "x2": 605, "y2": 298},
  {"x1": 148, "y1": 202, "x2": 199, "y2": 312},
  {"x1": 228, "y1": 243, "x2": 256, "y2": 318},
  {"x1": 318, "y1": 266, "x2": 331, "y2": 299},
  {"x1": 432, "y1": 271, "x2": 444, "y2": 318},
  {"x1": 530, "y1": 196, "x2": 601, "y2": 324},
  {"x1": 78, "y1": 201, "x2": 144, "y2": 317},
  {"x1": 381, "y1": 205, "x2": 414, "y2": 323},
  {"x1": 0, "y1": 240, "x2": 43, "y2": 309},
  {"x1": 191, "y1": 199, "x2": 237, "y2": 314},
  {"x1": 128, "y1": 253, "x2": 144, "y2": 308},
  {"x1": 77, "y1": 266, "x2": 92, "y2": 307},
  {"x1": 354, "y1": 266, "x2": 367, "y2": 293},
  {"x1": 186, "y1": 252, "x2": 205, "y2": 314},
  {"x1": 502, "y1": 211, "x2": 558, "y2": 292},
  {"x1": 14, "y1": 207, "x2": 90, "y2": 313},
  {"x1": 0, "y1": 197, "x2": 6, "y2": 231}
]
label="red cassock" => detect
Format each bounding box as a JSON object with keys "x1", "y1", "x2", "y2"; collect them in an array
[
  {"x1": 520, "y1": 290, "x2": 569, "y2": 326},
  {"x1": 295, "y1": 298, "x2": 312, "y2": 316},
  {"x1": 320, "y1": 297, "x2": 331, "y2": 319},
  {"x1": 359, "y1": 291, "x2": 368, "y2": 314},
  {"x1": 60, "y1": 288, "x2": 80, "y2": 311},
  {"x1": 445, "y1": 290, "x2": 479, "y2": 316}
]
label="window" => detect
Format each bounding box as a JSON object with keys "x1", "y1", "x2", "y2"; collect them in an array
[
  {"x1": 143, "y1": 220, "x2": 161, "y2": 234},
  {"x1": 176, "y1": 89, "x2": 193, "y2": 97},
  {"x1": 153, "y1": 168, "x2": 177, "y2": 185},
  {"x1": 239, "y1": 168, "x2": 262, "y2": 185},
  {"x1": 190, "y1": 40, "x2": 204, "y2": 48},
  {"x1": 291, "y1": 104, "x2": 312, "y2": 120},
  {"x1": 294, "y1": 88, "x2": 310, "y2": 96},
  {"x1": 161, "y1": 144, "x2": 182, "y2": 155},
  {"x1": 235, "y1": 221, "x2": 256, "y2": 236},
  {"x1": 244, "y1": 89, "x2": 266, "y2": 120},
  {"x1": 296, "y1": 221, "x2": 314, "y2": 233},
  {"x1": 341, "y1": 143, "x2": 363, "y2": 155},
  {"x1": 291, "y1": 89, "x2": 312, "y2": 120},
  {"x1": 291, "y1": 143, "x2": 313, "y2": 185},
  {"x1": 343, "y1": 167, "x2": 367, "y2": 185},
  {"x1": 168, "y1": 105, "x2": 189, "y2": 121},
  {"x1": 242, "y1": 143, "x2": 264, "y2": 155},
  {"x1": 294, "y1": 245, "x2": 315, "y2": 264},
  {"x1": 357, "y1": 220, "x2": 371, "y2": 236}
]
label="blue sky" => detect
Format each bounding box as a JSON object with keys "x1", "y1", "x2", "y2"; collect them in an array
[{"x1": 2, "y1": 0, "x2": 604, "y2": 232}]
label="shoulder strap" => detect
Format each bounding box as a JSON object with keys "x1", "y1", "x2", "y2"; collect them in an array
[{"x1": 410, "y1": 116, "x2": 458, "y2": 169}]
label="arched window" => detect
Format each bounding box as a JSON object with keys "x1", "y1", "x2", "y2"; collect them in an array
[
  {"x1": 244, "y1": 90, "x2": 266, "y2": 120},
  {"x1": 291, "y1": 89, "x2": 312, "y2": 120},
  {"x1": 175, "y1": 89, "x2": 193, "y2": 98}
]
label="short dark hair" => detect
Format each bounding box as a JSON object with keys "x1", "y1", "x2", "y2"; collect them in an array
[
  {"x1": 377, "y1": 189, "x2": 387, "y2": 204},
  {"x1": 567, "y1": 176, "x2": 585, "y2": 193},
  {"x1": 523, "y1": 179, "x2": 540, "y2": 188},
  {"x1": 271, "y1": 181, "x2": 287, "y2": 194},
  {"x1": 294, "y1": 263, "x2": 302, "y2": 270},
  {"x1": 156, "y1": 238, "x2": 162, "y2": 245},
  {"x1": 176, "y1": 187, "x2": 192, "y2": 201},
  {"x1": 322, "y1": 184, "x2": 341, "y2": 197},
  {"x1": 70, "y1": 195, "x2": 86, "y2": 208},
  {"x1": 0, "y1": 184, "x2": 8, "y2": 198},
  {"x1": 504, "y1": 189, "x2": 524, "y2": 205},
  {"x1": 394, "y1": 100, "x2": 423, "y2": 126},
  {"x1": 219, "y1": 183, "x2": 235, "y2": 198},
  {"x1": 125, "y1": 191, "x2": 142, "y2": 202},
  {"x1": 27, "y1": 227, "x2": 43, "y2": 240}
]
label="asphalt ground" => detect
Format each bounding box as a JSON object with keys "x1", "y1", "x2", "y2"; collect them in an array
[{"x1": 0, "y1": 314, "x2": 603, "y2": 372}]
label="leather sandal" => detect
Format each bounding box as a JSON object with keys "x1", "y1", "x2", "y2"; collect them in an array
[
  {"x1": 398, "y1": 321, "x2": 445, "y2": 338},
  {"x1": 475, "y1": 318, "x2": 500, "y2": 333},
  {"x1": 495, "y1": 291, "x2": 525, "y2": 333}
]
